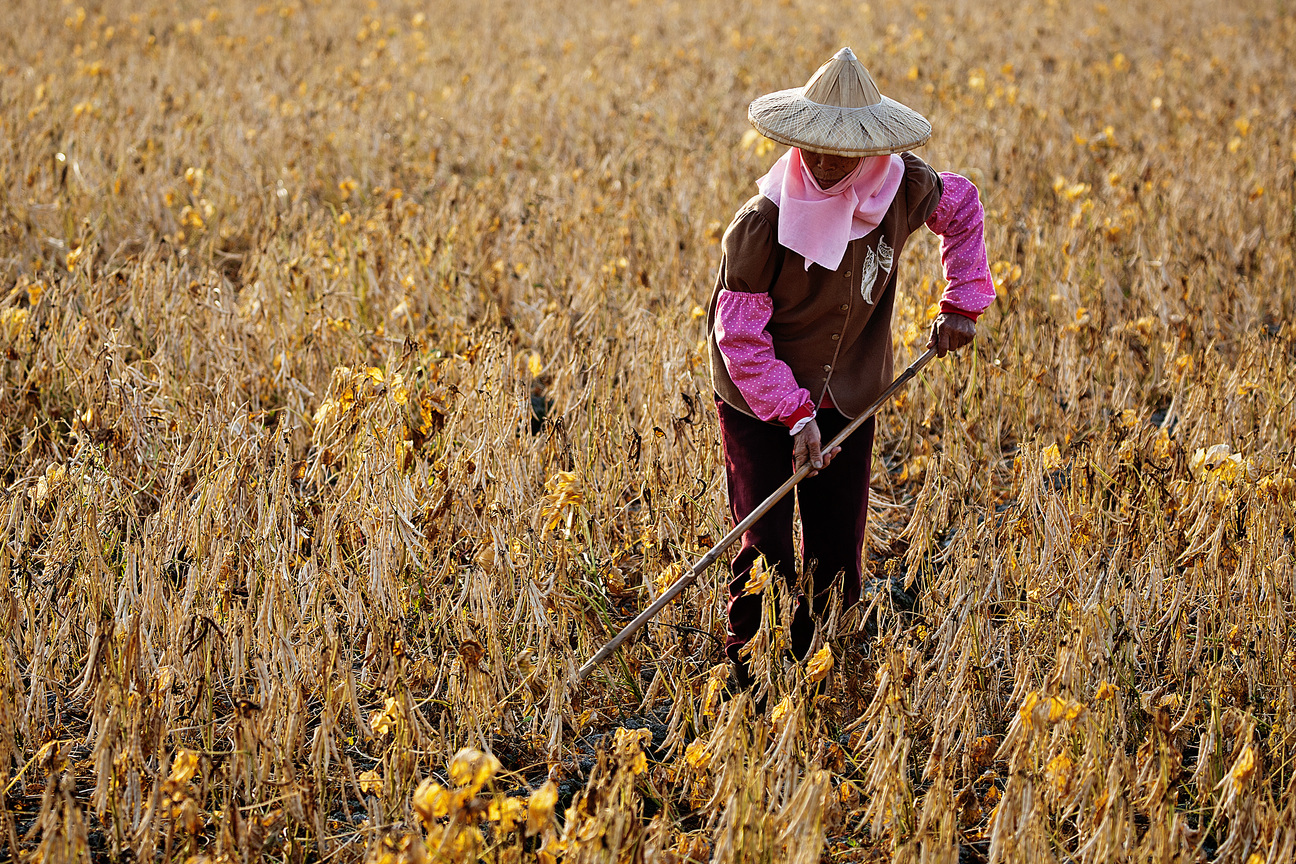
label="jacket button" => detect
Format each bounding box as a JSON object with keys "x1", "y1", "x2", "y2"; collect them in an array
[
  {"x1": 840, "y1": 304, "x2": 849, "y2": 311},
  {"x1": 823, "y1": 364, "x2": 831, "y2": 372},
  {"x1": 831, "y1": 333, "x2": 840, "y2": 340},
  {"x1": 844, "y1": 271, "x2": 851, "y2": 279}
]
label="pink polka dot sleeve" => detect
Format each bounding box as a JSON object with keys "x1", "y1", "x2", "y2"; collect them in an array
[
  {"x1": 715, "y1": 289, "x2": 814, "y2": 430},
  {"x1": 925, "y1": 172, "x2": 996, "y2": 321}
]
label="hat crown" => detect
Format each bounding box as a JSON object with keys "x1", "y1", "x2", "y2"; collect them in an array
[
  {"x1": 747, "y1": 46, "x2": 931, "y2": 157},
  {"x1": 802, "y1": 47, "x2": 882, "y2": 109}
]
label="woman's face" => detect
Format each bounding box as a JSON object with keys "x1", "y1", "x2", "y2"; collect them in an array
[{"x1": 803, "y1": 150, "x2": 862, "y2": 188}]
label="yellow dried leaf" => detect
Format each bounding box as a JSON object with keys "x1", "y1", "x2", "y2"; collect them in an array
[
  {"x1": 899, "y1": 454, "x2": 929, "y2": 482},
  {"x1": 170, "y1": 750, "x2": 199, "y2": 785},
  {"x1": 1151, "y1": 430, "x2": 1173, "y2": 460},
  {"x1": 1095, "y1": 681, "x2": 1117, "y2": 701},
  {"x1": 1, "y1": 307, "x2": 30, "y2": 342},
  {"x1": 1019, "y1": 691, "x2": 1040, "y2": 729},
  {"x1": 358, "y1": 769, "x2": 382, "y2": 794},
  {"x1": 1231, "y1": 744, "x2": 1256, "y2": 792},
  {"x1": 31, "y1": 463, "x2": 66, "y2": 506},
  {"x1": 440, "y1": 825, "x2": 484, "y2": 858},
  {"x1": 743, "y1": 555, "x2": 772, "y2": 596},
  {"x1": 449, "y1": 747, "x2": 500, "y2": 792},
  {"x1": 1042, "y1": 444, "x2": 1062, "y2": 471},
  {"x1": 1047, "y1": 696, "x2": 1085, "y2": 723},
  {"x1": 413, "y1": 779, "x2": 453, "y2": 824},
  {"x1": 806, "y1": 646, "x2": 834, "y2": 684},
  {"x1": 614, "y1": 727, "x2": 651, "y2": 775},
  {"x1": 1047, "y1": 696, "x2": 1067, "y2": 722},
  {"x1": 487, "y1": 797, "x2": 527, "y2": 832},
  {"x1": 684, "y1": 739, "x2": 711, "y2": 771},
  {"x1": 541, "y1": 471, "x2": 584, "y2": 532},
  {"x1": 369, "y1": 696, "x2": 400, "y2": 737},
  {"x1": 526, "y1": 780, "x2": 558, "y2": 836},
  {"x1": 154, "y1": 665, "x2": 176, "y2": 694},
  {"x1": 770, "y1": 695, "x2": 793, "y2": 725},
  {"x1": 1047, "y1": 752, "x2": 1074, "y2": 796},
  {"x1": 1056, "y1": 182, "x2": 1090, "y2": 201},
  {"x1": 701, "y1": 663, "x2": 728, "y2": 718}
]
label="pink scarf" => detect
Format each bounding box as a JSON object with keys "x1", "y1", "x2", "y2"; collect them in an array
[{"x1": 756, "y1": 148, "x2": 904, "y2": 271}]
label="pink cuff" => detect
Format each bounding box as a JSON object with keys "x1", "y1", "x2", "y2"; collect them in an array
[{"x1": 940, "y1": 301, "x2": 980, "y2": 322}]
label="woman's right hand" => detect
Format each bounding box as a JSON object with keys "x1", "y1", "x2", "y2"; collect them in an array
[{"x1": 793, "y1": 419, "x2": 841, "y2": 477}]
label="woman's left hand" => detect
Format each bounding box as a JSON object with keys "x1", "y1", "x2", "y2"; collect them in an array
[{"x1": 927, "y1": 313, "x2": 976, "y2": 357}]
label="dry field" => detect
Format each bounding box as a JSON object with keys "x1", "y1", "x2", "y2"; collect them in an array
[{"x1": 2, "y1": 0, "x2": 1295, "y2": 861}]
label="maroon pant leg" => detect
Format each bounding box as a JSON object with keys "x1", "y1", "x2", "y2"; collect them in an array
[
  {"x1": 798, "y1": 409, "x2": 874, "y2": 615},
  {"x1": 716, "y1": 398, "x2": 875, "y2": 683},
  {"x1": 716, "y1": 399, "x2": 797, "y2": 682}
]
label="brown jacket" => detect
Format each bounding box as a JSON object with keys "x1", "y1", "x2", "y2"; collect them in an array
[{"x1": 707, "y1": 152, "x2": 943, "y2": 420}]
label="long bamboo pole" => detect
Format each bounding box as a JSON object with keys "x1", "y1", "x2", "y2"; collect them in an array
[{"x1": 577, "y1": 347, "x2": 937, "y2": 681}]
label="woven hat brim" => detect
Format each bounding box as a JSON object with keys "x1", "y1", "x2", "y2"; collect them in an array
[{"x1": 748, "y1": 89, "x2": 932, "y2": 157}]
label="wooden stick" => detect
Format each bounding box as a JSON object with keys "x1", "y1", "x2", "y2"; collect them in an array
[{"x1": 577, "y1": 347, "x2": 937, "y2": 681}]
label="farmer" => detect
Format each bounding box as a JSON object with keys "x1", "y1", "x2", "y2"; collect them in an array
[{"x1": 707, "y1": 47, "x2": 995, "y2": 688}]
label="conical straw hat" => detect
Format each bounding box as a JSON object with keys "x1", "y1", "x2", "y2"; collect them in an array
[{"x1": 748, "y1": 47, "x2": 931, "y2": 157}]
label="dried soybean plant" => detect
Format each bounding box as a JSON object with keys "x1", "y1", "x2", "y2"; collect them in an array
[{"x1": 2, "y1": 0, "x2": 1296, "y2": 862}]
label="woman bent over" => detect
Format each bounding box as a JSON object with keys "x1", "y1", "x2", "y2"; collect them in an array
[{"x1": 707, "y1": 47, "x2": 996, "y2": 687}]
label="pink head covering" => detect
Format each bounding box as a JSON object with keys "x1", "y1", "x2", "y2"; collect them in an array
[{"x1": 756, "y1": 148, "x2": 904, "y2": 271}]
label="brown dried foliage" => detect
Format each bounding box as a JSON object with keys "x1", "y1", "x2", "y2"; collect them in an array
[{"x1": 1, "y1": 0, "x2": 1295, "y2": 862}]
